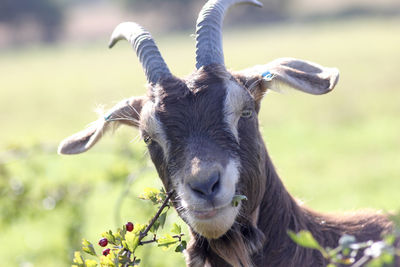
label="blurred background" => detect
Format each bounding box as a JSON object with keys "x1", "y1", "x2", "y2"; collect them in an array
[{"x1": 1, "y1": 0, "x2": 400, "y2": 266}]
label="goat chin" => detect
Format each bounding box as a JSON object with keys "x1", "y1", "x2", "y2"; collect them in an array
[{"x1": 189, "y1": 204, "x2": 240, "y2": 239}]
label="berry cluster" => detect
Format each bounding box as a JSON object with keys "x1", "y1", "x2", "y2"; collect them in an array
[
  {"x1": 97, "y1": 222, "x2": 134, "y2": 256},
  {"x1": 72, "y1": 189, "x2": 186, "y2": 266}
]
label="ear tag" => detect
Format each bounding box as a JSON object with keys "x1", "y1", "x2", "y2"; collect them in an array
[
  {"x1": 262, "y1": 70, "x2": 283, "y2": 94},
  {"x1": 104, "y1": 113, "x2": 112, "y2": 121},
  {"x1": 261, "y1": 71, "x2": 276, "y2": 81}
]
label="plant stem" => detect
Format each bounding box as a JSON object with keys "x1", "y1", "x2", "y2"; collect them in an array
[
  {"x1": 139, "y1": 234, "x2": 184, "y2": 245},
  {"x1": 351, "y1": 255, "x2": 370, "y2": 267},
  {"x1": 123, "y1": 251, "x2": 132, "y2": 267},
  {"x1": 139, "y1": 191, "x2": 173, "y2": 241}
]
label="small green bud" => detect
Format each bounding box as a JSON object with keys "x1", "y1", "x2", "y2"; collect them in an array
[{"x1": 231, "y1": 195, "x2": 247, "y2": 207}]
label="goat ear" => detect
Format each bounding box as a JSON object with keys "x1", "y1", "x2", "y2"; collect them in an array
[
  {"x1": 235, "y1": 57, "x2": 339, "y2": 100},
  {"x1": 58, "y1": 96, "x2": 146, "y2": 155}
]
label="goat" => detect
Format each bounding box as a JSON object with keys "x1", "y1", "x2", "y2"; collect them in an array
[{"x1": 58, "y1": 0, "x2": 394, "y2": 266}]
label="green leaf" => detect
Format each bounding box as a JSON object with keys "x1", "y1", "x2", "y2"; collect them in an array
[
  {"x1": 380, "y1": 252, "x2": 395, "y2": 264},
  {"x1": 150, "y1": 220, "x2": 160, "y2": 233},
  {"x1": 342, "y1": 247, "x2": 350, "y2": 256},
  {"x1": 327, "y1": 264, "x2": 337, "y2": 267},
  {"x1": 100, "y1": 254, "x2": 116, "y2": 267},
  {"x1": 231, "y1": 195, "x2": 247, "y2": 207},
  {"x1": 384, "y1": 234, "x2": 396, "y2": 245},
  {"x1": 287, "y1": 230, "x2": 322, "y2": 250},
  {"x1": 72, "y1": 251, "x2": 85, "y2": 267},
  {"x1": 122, "y1": 240, "x2": 128, "y2": 251},
  {"x1": 388, "y1": 211, "x2": 400, "y2": 229},
  {"x1": 117, "y1": 249, "x2": 129, "y2": 264},
  {"x1": 175, "y1": 240, "x2": 187, "y2": 253},
  {"x1": 112, "y1": 251, "x2": 119, "y2": 267},
  {"x1": 102, "y1": 230, "x2": 116, "y2": 245},
  {"x1": 171, "y1": 223, "x2": 181, "y2": 235},
  {"x1": 158, "y1": 187, "x2": 168, "y2": 202},
  {"x1": 82, "y1": 239, "x2": 97, "y2": 256},
  {"x1": 139, "y1": 187, "x2": 161, "y2": 204},
  {"x1": 158, "y1": 211, "x2": 168, "y2": 229},
  {"x1": 84, "y1": 259, "x2": 98, "y2": 267},
  {"x1": 157, "y1": 234, "x2": 178, "y2": 250},
  {"x1": 125, "y1": 231, "x2": 140, "y2": 253},
  {"x1": 114, "y1": 227, "x2": 125, "y2": 245},
  {"x1": 175, "y1": 243, "x2": 185, "y2": 253},
  {"x1": 134, "y1": 258, "x2": 141, "y2": 266},
  {"x1": 132, "y1": 223, "x2": 146, "y2": 235}
]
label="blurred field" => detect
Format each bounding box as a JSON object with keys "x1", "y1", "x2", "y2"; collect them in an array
[{"x1": 1, "y1": 17, "x2": 400, "y2": 266}]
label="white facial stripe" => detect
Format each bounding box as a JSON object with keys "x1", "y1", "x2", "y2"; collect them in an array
[
  {"x1": 220, "y1": 158, "x2": 240, "y2": 200},
  {"x1": 140, "y1": 101, "x2": 169, "y2": 157},
  {"x1": 223, "y1": 80, "x2": 248, "y2": 141}
]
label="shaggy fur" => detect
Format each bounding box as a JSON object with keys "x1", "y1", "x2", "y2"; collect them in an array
[
  {"x1": 59, "y1": 64, "x2": 394, "y2": 267},
  {"x1": 149, "y1": 67, "x2": 394, "y2": 267},
  {"x1": 58, "y1": 13, "x2": 394, "y2": 267}
]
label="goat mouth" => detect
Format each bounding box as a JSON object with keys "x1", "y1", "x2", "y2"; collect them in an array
[
  {"x1": 191, "y1": 204, "x2": 231, "y2": 220},
  {"x1": 192, "y1": 209, "x2": 218, "y2": 220},
  {"x1": 188, "y1": 203, "x2": 239, "y2": 239}
]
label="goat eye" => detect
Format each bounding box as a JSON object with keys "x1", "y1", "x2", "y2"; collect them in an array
[
  {"x1": 241, "y1": 109, "x2": 253, "y2": 118},
  {"x1": 143, "y1": 135, "x2": 152, "y2": 145}
]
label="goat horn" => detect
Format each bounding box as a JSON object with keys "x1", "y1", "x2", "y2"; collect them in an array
[
  {"x1": 195, "y1": 0, "x2": 263, "y2": 69},
  {"x1": 109, "y1": 22, "x2": 172, "y2": 85}
]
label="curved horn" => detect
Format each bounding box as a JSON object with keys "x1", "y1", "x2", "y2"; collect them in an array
[
  {"x1": 109, "y1": 22, "x2": 172, "y2": 85},
  {"x1": 195, "y1": 0, "x2": 263, "y2": 69}
]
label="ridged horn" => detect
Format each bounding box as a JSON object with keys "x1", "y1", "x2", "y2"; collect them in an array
[
  {"x1": 195, "y1": 0, "x2": 263, "y2": 69},
  {"x1": 109, "y1": 22, "x2": 172, "y2": 85}
]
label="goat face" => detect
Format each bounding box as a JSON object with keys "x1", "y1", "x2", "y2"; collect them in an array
[
  {"x1": 140, "y1": 65, "x2": 264, "y2": 238},
  {"x1": 58, "y1": 0, "x2": 339, "y2": 240}
]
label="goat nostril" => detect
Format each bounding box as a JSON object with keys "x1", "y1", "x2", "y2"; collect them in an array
[
  {"x1": 189, "y1": 171, "x2": 221, "y2": 198},
  {"x1": 191, "y1": 187, "x2": 206, "y2": 196},
  {"x1": 211, "y1": 177, "x2": 220, "y2": 193}
]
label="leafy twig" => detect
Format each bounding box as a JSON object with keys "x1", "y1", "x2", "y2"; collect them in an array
[
  {"x1": 139, "y1": 234, "x2": 184, "y2": 245},
  {"x1": 139, "y1": 191, "x2": 173, "y2": 241},
  {"x1": 73, "y1": 189, "x2": 186, "y2": 267}
]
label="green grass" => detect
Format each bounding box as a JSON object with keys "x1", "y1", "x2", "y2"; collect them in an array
[{"x1": 1, "y1": 17, "x2": 400, "y2": 266}]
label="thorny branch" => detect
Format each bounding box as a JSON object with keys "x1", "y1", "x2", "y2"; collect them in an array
[
  {"x1": 139, "y1": 234, "x2": 184, "y2": 245},
  {"x1": 139, "y1": 190, "x2": 173, "y2": 242},
  {"x1": 74, "y1": 189, "x2": 186, "y2": 266}
]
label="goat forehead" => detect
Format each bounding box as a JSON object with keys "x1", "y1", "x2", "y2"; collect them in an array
[
  {"x1": 154, "y1": 80, "x2": 241, "y2": 160},
  {"x1": 157, "y1": 82, "x2": 227, "y2": 131},
  {"x1": 156, "y1": 71, "x2": 249, "y2": 122}
]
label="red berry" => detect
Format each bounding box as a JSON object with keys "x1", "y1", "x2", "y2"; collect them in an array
[
  {"x1": 126, "y1": 222, "x2": 134, "y2": 232},
  {"x1": 102, "y1": 248, "x2": 110, "y2": 256},
  {"x1": 98, "y1": 238, "x2": 108, "y2": 247}
]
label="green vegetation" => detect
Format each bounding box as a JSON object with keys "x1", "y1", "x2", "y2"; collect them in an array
[
  {"x1": 1, "y1": 18, "x2": 400, "y2": 266},
  {"x1": 72, "y1": 188, "x2": 187, "y2": 267},
  {"x1": 288, "y1": 214, "x2": 400, "y2": 266}
]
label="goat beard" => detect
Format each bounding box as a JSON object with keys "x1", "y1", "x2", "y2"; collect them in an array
[
  {"x1": 186, "y1": 221, "x2": 265, "y2": 267},
  {"x1": 212, "y1": 220, "x2": 265, "y2": 266}
]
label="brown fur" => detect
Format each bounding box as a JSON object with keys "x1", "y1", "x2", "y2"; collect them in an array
[
  {"x1": 179, "y1": 69, "x2": 393, "y2": 267},
  {"x1": 59, "y1": 59, "x2": 394, "y2": 267},
  {"x1": 58, "y1": 3, "x2": 394, "y2": 265},
  {"x1": 185, "y1": 140, "x2": 393, "y2": 267}
]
